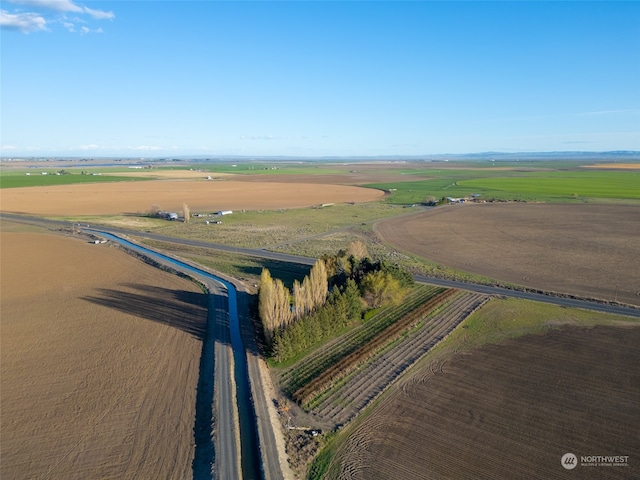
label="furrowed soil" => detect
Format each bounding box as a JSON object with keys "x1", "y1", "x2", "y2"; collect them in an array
[
  {"x1": 0, "y1": 179, "x2": 384, "y2": 216},
  {"x1": 375, "y1": 203, "x2": 640, "y2": 306},
  {"x1": 338, "y1": 324, "x2": 640, "y2": 480},
  {"x1": 0, "y1": 228, "x2": 207, "y2": 479}
]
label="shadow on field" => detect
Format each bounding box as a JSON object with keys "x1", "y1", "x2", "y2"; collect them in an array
[
  {"x1": 82, "y1": 283, "x2": 208, "y2": 339},
  {"x1": 236, "y1": 259, "x2": 311, "y2": 288}
]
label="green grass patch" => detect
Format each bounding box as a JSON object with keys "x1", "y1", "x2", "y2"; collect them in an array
[
  {"x1": 444, "y1": 296, "x2": 639, "y2": 350},
  {"x1": 129, "y1": 203, "x2": 404, "y2": 248},
  {"x1": 138, "y1": 239, "x2": 312, "y2": 288},
  {"x1": 366, "y1": 168, "x2": 640, "y2": 204},
  {"x1": 0, "y1": 171, "x2": 149, "y2": 188},
  {"x1": 459, "y1": 170, "x2": 640, "y2": 201}
]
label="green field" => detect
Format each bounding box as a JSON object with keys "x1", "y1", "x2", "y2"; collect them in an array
[
  {"x1": 368, "y1": 168, "x2": 639, "y2": 204},
  {"x1": 0, "y1": 170, "x2": 148, "y2": 188},
  {"x1": 459, "y1": 170, "x2": 640, "y2": 200}
]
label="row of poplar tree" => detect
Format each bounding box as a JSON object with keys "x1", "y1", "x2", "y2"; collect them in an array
[{"x1": 258, "y1": 242, "x2": 414, "y2": 362}]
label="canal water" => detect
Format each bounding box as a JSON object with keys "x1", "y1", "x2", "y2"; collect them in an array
[{"x1": 95, "y1": 232, "x2": 262, "y2": 480}]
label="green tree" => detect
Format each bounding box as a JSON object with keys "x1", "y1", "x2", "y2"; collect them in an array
[
  {"x1": 361, "y1": 271, "x2": 403, "y2": 308},
  {"x1": 343, "y1": 279, "x2": 362, "y2": 321}
]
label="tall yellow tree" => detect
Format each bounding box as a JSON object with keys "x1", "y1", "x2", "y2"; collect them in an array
[
  {"x1": 259, "y1": 269, "x2": 276, "y2": 341},
  {"x1": 309, "y1": 259, "x2": 328, "y2": 309},
  {"x1": 348, "y1": 240, "x2": 369, "y2": 260},
  {"x1": 292, "y1": 279, "x2": 307, "y2": 320},
  {"x1": 259, "y1": 268, "x2": 292, "y2": 342},
  {"x1": 182, "y1": 202, "x2": 190, "y2": 223},
  {"x1": 273, "y1": 278, "x2": 293, "y2": 328}
]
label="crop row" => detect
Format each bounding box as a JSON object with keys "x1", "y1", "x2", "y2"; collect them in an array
[
  {"x1": 293, "y1": 289, "x2": 459, "y2": 405},
  {"x1": 279, "y1": 285, "x2": 444, "y2": 394},
  {"x1": 312, "y1": 293, "x2": 489, "y2": 425}
]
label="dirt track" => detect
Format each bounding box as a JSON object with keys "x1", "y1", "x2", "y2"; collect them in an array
[
  {"x1": 0, "y1": 228, "x2": 207, "y2": 479},
  {"x1": 0, "y1": 180, "x2": 384, "y2": 216},
  {"x1": 376, "y1": 203, "x2": 640, "y2": 306},
  {"x1": 339, "y1": 324, "x2": 640, "y2": 479}
]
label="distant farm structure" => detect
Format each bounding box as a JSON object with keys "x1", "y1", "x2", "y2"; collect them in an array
[
  {"x1": 149, "y1": 207, "x2": 233, "y2": 223},
  {"x1": 446, "y1": 194, "x2": 484, "y2": 204}
]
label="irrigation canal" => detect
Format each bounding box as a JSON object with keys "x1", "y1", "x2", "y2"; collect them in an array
[{"x1": 93, "y1": 231, "x2": 262, "y2": 480}]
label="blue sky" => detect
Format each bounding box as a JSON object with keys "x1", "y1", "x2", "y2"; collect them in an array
[{"x1": 1, "y1": 1, "x2": 639, "y2": 157}]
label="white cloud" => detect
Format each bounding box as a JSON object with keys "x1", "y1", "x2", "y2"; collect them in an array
[
  {"x1": 0, "y1": 10, "x2": 47, "y2": 33},
  {"x1": 7, "y1": 0, "x2": 114, "y2": 20},
  {"x1": 3, "y1": 0, "x2": 113, "y2": 34},
  {"x1": 129, "y1": 145, "x2": 163, "y2": 151},
  {"x1": 83, "y1": 5, "x2": 114, "y2": 20},
  {"x1": 8, "y1": 0, "x2": 83, "y2": 13}
]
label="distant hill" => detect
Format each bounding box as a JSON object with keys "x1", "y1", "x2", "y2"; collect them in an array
[{"x1": 2, "y1": 151, "x2": 639, "y2": 163}]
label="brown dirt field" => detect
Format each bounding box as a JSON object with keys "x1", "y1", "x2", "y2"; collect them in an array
[
  {"x1": 339, "y1": 325, "x2": 640, "y2": 479},
  {"x1": 0, "y1": 180, "x2": 384, "y2": 216},
  {"x1": 0, "y1": 228, "x2": 207, "y2": 479},
  {"x1": 231, "y1": 172, "x2": 427, "y2": 185},
  {"x1": 110, "y1": 170, "x2": 235, "y2": 179},
  {"x1": 582, "y1": 164, "x2": 640, "y2": 170},
  {"x1": 375, "y1": 203, "x2": 640, "y2": 306}
]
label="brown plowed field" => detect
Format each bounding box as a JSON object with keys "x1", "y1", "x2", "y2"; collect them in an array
[
  {"x1": 0, "y1": 228, "x2": 207, "y2": 479},
  {"x1": 375, "y1": 203, "x2": 640, "y2": 306},
  {"x1": 0, "y1": 180, "x2": 384, "y2": 216},
  {"x1": 339, "y1": 325, "x2": 640, "y2": 479}
]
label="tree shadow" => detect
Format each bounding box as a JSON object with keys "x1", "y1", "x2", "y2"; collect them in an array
[
  {"x1": 82, "y1": 283, "x2": 208, "y2": 340},
  {"x1": 236, "y1": 259, "x2": 312, "y2": 289}
]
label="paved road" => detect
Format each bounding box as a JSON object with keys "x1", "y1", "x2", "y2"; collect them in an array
[
  {"x1": 413, "y1": 275, "x2": 640, "y2": 318},
  {"x1": 210, "y1": 284, "x2": 242, "y2": 480},
  {"x1": 2, "y1": 213, "x2": 638, "y2": 319}
]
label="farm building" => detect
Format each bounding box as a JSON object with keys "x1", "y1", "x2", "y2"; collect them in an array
[{"x1": 216, "y1": 210, "x2": 233, "y2": 216}]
